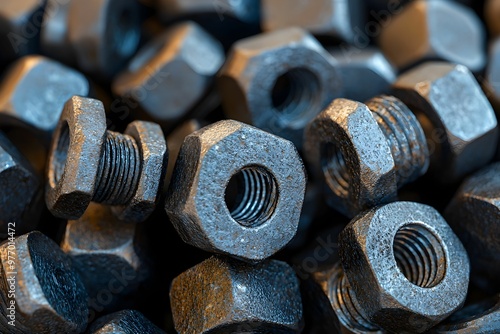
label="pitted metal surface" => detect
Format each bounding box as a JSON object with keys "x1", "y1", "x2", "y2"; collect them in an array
[{"x1": 88, "y1": 310, "x2": 165, "y2": 334}]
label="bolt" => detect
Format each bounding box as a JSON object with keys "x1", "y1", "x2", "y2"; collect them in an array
[{"x1": 46, "y1": 96, "x2": 168, "y2": 222}]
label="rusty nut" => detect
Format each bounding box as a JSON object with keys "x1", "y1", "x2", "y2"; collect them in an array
[
  {"x1": 165, "y1": 120, "x2": 306, "y2": 262},
  {"x1": 485, "y1": 0, "x2": 500, "y2": 37}
]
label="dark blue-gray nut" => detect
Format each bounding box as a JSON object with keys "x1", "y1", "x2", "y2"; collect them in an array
[
  {"x1": 379, "y1": 1, "x2": 486, "y2": 72},
  {"x1": 339, "y1": 202, "x2": 470, "y2": 333},
  {"x1": 218, "y1": 27, "x2": 342, "y2": 148},
  {"x1": 0, "y1": 56, "x2": 89, "y2": 138},
  {"x1": 113, "y1": 21, "x2": 225, "y2": 122},
  {"x1": 46, "y1": 96, "x2": 168, "y2": 223},
  {"x1": 393, "y1": 62, "x2": 498, "y2": 183},
  {"x1": 434, "y1": 294, "x2": 500, "y2": 333},
  {"x1": 485, "y1": 38, "x2": 500, "y2": 111},
  {"x1": 170, "y1": 256, "x2": 303, "y2": 334},
  {"x1": 445, "y1": 162, "x2": 500, "y2": 293},
  {"x1": 88, "y1": 310, "x2": 165, "y2": 334},
  {"x1": 0, "y1": 231, "x2": 88, "y2": 333},
  {"x1": 165, "y1": 120, "x2": 306, "y2": 262}
]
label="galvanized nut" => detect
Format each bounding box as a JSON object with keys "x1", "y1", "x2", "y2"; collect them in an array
[
  {"x1": 218, "y1": 27, "x2": 342, "y2": 148},
  {"x1": 339, "y1": 201, "x2": 470, "y2": 333},
  {"x1": 88, "y1": 310, "x2": 165, "y2": 334},
  {"x1": 170, "y1": 256, "x2": 303, "y2": 334},
  {"x1": 46, "y1": 96, "x2": 168, "y2": 223},
  {"x1": 165, "y1": 120, "x2": 306, "y2": 262}
]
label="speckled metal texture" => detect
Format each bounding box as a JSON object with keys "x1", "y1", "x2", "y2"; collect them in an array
[{"x1": 88, "y1": 310, "x2": 165, "y2": 334}]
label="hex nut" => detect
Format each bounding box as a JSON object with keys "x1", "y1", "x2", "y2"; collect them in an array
[
  {"x1": 393, "y1": 62, "x2": 498, "y2": 182},
  {"x1": 379, "y1": 1, "x2": 486, "y2": 72},
  {"x1": 40, "y1": 0, "x2": 75, "y2": 65},
  {"x1": 445, "y1": 162, "x2": 500, "y2": 292},
  {"x1": 340, "y1": 201, "x2": 469, "y2": 333},
  {"x1": 485, "y1": 38, "x2": 500, "y2": 111},
  {"x1": 61, "y1": 203, "x2": 148, "y2": 303},
  {"x1": 218, "y1": 27, "x2": 342, "y2": 148},
  {"x1": 113, "y1": 21, "x2": 225, "y2": 122},
  {"x1": 88, "y1": 310, "x2": 165, "y2": 334},
  {"x1": 485, "y1": 0, "x2": 500, "y2": 37},
  {"x1": 261, "y1": 0, "x2": 365, "y2": 43},
  {"x1": 165, "y1": 120, "x2": 306, "y2": 262},
  {"x1": 0, "y1": 131, "x2": 40, "y2": 236},
  {"x1": 0, "y1": 56, "x2": 89, "y2": 138},
  {"x1": 0, "y1": 231, "x2": 88, "y2": 333},
  {"x1": 170, "y1": 256, "x2": 303, "y2": 334},
  {"x1": 304, "y1": 98, "x2": 397, "y2": 218},
  {"x1": 67, "y1": 0, "x2": 141, "y2": 78}
]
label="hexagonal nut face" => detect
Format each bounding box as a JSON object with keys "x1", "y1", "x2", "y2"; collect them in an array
[
  {"x1": 89, "y1": 310, "x2": 165, "y2": 334},
  {"x1": 485, "y1": 0, "x2": 500, "y2": 37},
  {"x1": 261, "y1": 0, "x2": 365, "y2": 43},
  {"x1": 379, "y1": 1, "x2": 486, "y2": 72},
  {"x1": 393, "y1": 62, "x2": 498, "y2": 183},
  {"x1": 485, "y1": 38, "x2": 500, "y2": 110},
  {"x1": 329, "y1": 47, "x2": 396, "y2": 103},
  {"x1": 0, "y1": 56, "x2": 90, "y2": 137},
  {"x1": 0, "y1": 132, "x2": 39, "y2": 234},
  {"x1": 157, "y1": 0, "x2": 260, "y2": 23},
  {"x1": 46, "y1": 96, "x2": 107, "y2": 220},
  {"x1": 165, "y1": 120, "x2": 306, "y2": 262},
  {"x1": 445, "y1": 163, "x2": 500, "y2": 278},
  {"x1": 435, "y1": 294, "x2": 500, "y2": 333},
  {"x1": 0, "y1": 232, "x2": 88, "y2": 333},
  {"x1": 113, "y1": 21, "x2": 224, "y2": 121},
  {"x1": 61, "y1": 203, "x2": 147, "y2": 300},
  {"x1": 68, "y1": 0, "x2": 141, "y2": 77},
  {"x1": 218, "y1": 27, "x2": 342, "y2": 148},
  {"x1": 339, "y1": 202, "x2": 469, "y2": 333},
  {"x1": 304, "y1": 98, "x2": 397, "y2": 218},
  {"x1": 111, "y1": 121, "x2": 168, "y2": 223},
  {"x1": 170, "y1": 256, "x2": 303, "y2": 334}
]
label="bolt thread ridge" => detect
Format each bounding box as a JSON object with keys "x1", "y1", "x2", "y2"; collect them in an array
[
  {"x1": 93, "y1": 131, "x2": 142, "y2": 205},
  {"x1": 366, "y1": 95, "x2": 429, "y2": 188}
]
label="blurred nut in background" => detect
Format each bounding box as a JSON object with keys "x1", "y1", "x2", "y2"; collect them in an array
[{"x1": 485, "y1": 0, "x2": 500, "y2": 37}]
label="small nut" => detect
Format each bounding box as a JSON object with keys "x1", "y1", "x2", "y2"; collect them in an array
[
  {"x1": 393, "y1": 62, "x2": 498, "y2": 182},
  {"x1": 170, "y1": 256, "x2": 303, "y2": 334},
  {"x1": 88, "y1": 310, "x2": 165, "y2": 334},
  {"x1": 113, "y1": 21, "x2": 225, "y2": 122},
  {"x1": 0, "y1": 56, "x2": 89, "y2": 138},
  {"x1": 165, "y1": 120, "x2": 306, "y2": 262},
  {"x1": 0, "y1": 231, "x2": 88, "y2": 333},
  {"x1": 261, "y1": 0, "x2": 365, "y2": 43},
  {"x1": 340, "y1": 201, "x2": 469, "y2": 333},
  {"x1": 218, "y1": 27, "x2": 341, "y2": 147},
  {"x1": 379, "y1": 1, "x2": 486, "y2": 72}
]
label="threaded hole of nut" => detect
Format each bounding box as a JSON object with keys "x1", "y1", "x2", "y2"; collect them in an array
[
  {"x1": 271, "y1": 68, "x2": 322, "y2": 126},
  {"x1": 224, "y1": 166, "x2": 279, "y2": 228},
  {"x1": 53, "y1": 121, "x2": 70, "y2": 185},
  {"x1": 320, "y1": 142, "x2": 350, "y2": 198},
  {"x1": 393, "y1": 224, "x2": 447, "y2": 288}
]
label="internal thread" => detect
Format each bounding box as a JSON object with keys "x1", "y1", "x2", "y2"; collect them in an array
[
  {"x1": 393, "y1": 224, "x2": 447, "y2": 288},
  {"x1": 328, "y1": 264, "x2": 380, "y2": 332},
  {"x1": 366, "y1": 95, "x2": 429, "y2": 188},
  {"x1": 321, "y1": 143, "x2": 350, "y2": 198},
  {"x1": 226, "y1": 167, "x2": 279, "y2": 228},
  {"x1": 93, "y1": 131, "x2": 142, "y2": 205}
]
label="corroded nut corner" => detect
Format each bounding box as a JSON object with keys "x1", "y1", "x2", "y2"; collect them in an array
[
  {"x1": 218, "y1": 27, "x2": 341, "y2": 147},
  {"x1": 170, "y1": 256, "x2": 303, "y2": 334},
  {"x1": 304, "y1": 98, "x2": 397, "y2": 218},
  {"x1": 46, "y1": 96, "x2": 107, "y2": 219},
  {"x1": 393, "y1": 62, "x2": 498, "y2": 183},
  {"x1": 0, "y1": 231, "x2": 88, "y2": 333},
  {"x1": 339, "y1": 202, "x2": 469, "y2": 333},
  {"x1": 165, "y1": 120, "x2": 306, "y2": 262}
]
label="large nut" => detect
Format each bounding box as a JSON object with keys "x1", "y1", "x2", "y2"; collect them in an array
[
  {"x1": 393, "y1": 62, "x2": 498, "y2": 182},
  {"x1": 0, "y1": 231, "x2": 88, "y2": 333},
  {"x1": 0, "y1": 56, "x2": 89, "y2": 138},
  {"x1": 170, "y1": 256, "x2": 303, "y2": 333},
  {"x1": 61, "y1": 203, "x2": 148, "y2": 304},
  {"x1": 113, "y1": 21, "x2": 225, "y2": 122},
  {"x1": 379, "y1": 1, "x2": 486, "y2": 72},
  {"x1": 67, "y1": 0, "x2": 141, "y2": 78},
  {"x1": 165, "y1": 120, "x2": 306, "y2": 262},
  {"x1": 445, "y1": 163, "x2": 500, "y2": 292},
  {"x1": 88, "y1": 310, "x2": 165, "y2": 334},
  {"x1": 261, "y1": 0, "x2": 365, "y2": 43},
  {"x1": 0, "y1": 131, "x2": 40, "y2": 236},
  {"x1": 485, "y1": 0, "x2": 500, "y2": 37},
  {"x1": 218, "y1": 27, "x2": 341, "y2": 147},
  {"x1": 340, "y1": 201, "x2": 469, "y2": 333}
]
